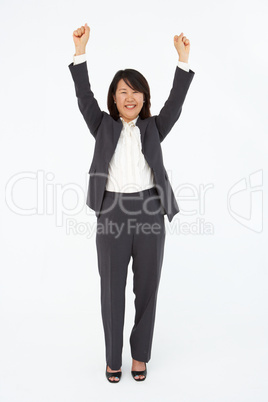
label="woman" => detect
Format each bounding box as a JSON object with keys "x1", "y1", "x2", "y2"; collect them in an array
[{"x1": 69, "y1": 23, "x2": 195, "y2": 383}]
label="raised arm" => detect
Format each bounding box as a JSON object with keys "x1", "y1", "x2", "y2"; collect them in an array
[
  {"x1": 68, "y1": 24, "x2": 103, "y2": 139},
  {"x1": 155, "y1": 32, "x2": 195, "y2": 142}
]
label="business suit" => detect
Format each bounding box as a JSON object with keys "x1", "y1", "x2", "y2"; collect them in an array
[
  {"x1": 68, "y1": 61, "x2": 195, "y2": 222},
  {"x1": 69, "y1": 60, "x2": 195, "y2": 370}
]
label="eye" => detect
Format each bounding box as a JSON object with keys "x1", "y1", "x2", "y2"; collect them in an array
[{"x1": 119, "y1": 91, "x2": 138, "y2": 94}]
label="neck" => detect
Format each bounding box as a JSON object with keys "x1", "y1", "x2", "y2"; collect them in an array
[{"x1": 120, "y1": 115, "x2": 139, "y2": 124}]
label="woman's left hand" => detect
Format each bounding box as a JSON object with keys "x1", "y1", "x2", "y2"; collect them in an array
[{"x1": 174, "y1": 33, "x2": 190, "y2": 63}]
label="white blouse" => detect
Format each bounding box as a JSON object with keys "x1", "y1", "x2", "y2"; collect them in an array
[
  {"x1": 72, "y1": 53, "x2": 191, "y2": 192},
  {"x1": 105, "y1": 115, "x2": 156, "y2": 192}
]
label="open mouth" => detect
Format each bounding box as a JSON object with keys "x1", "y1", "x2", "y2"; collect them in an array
[{"x1": 125, "y1": 105, "x2": 136, "y2": 109}]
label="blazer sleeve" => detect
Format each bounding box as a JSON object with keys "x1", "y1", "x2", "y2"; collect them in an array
[
  {"x1": 155, "y1": 66, "x2": 195, "y2": 143},
  {"x1": 68, "y1": 61, "x2": 104, "y2": 139}
]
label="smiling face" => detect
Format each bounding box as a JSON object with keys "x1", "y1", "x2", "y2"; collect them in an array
[{"x1": 113, "y1": 79, "x2": 144, "y2": 123}]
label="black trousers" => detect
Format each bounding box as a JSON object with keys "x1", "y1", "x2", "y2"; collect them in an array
[{"x1": 95, "y1": 186, "x2": 166, "y2": 370}]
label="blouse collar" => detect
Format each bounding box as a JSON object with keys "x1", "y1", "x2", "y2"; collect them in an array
[{"x1": 120, "y1": 115, "x2": 139, "y2": 127}]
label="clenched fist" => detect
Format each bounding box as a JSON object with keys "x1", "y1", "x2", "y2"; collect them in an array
[
  {"x1": 174, "y1": 33, "x2": 190, "y2": 63},
  {"x1": 73, "y1": 23, "x2": 90, "y2": 54}
]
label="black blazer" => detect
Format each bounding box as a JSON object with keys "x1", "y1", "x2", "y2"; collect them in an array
[{"x1": 68, "y1": 61, "x2": 195, "y2": 222}]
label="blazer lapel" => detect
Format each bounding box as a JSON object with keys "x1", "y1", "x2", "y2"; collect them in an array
[
  {"x1": 136, "y1": 116, "x2": 148, "y2": 150},
  {"x1": 113, "y1": 117, "x2": 123, "y2": 148}
]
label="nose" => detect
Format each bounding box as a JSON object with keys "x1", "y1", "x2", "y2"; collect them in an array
[{"x1": 126, "y1": 94, "x2": 134, "y2": 101}]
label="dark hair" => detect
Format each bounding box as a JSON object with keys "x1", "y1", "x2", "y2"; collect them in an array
[{"x1": 107, "y1": 68, "x2": 151, "y2": 120}]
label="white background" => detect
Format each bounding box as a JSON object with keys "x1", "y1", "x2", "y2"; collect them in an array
[{"x1": 0, "y1": 0, "x2": 268, "y2": 401}]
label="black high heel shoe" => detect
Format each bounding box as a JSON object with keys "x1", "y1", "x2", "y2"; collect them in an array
[
  {"x1": 105, "y1": 365, "x2": 122, "y2": 383},
  {"x1": 131, "y1": 362, "x2": 147, "y2": 381}
]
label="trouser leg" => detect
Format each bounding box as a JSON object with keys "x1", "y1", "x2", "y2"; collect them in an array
[
  {"x1": 129, "y1": 191, "x2": 166, "y2": 363},
  {"x1": 96, "y1": 193, "x2": 132, "y2": 370}
]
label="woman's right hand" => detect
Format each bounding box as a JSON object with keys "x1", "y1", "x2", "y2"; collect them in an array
[{"x1": 73, "y1": 23, "x2": 90, "y2": 54}]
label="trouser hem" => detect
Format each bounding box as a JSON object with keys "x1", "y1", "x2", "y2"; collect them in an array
[{"x1": 131, "y1": 348, "x2": 150, "y2": 363}]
